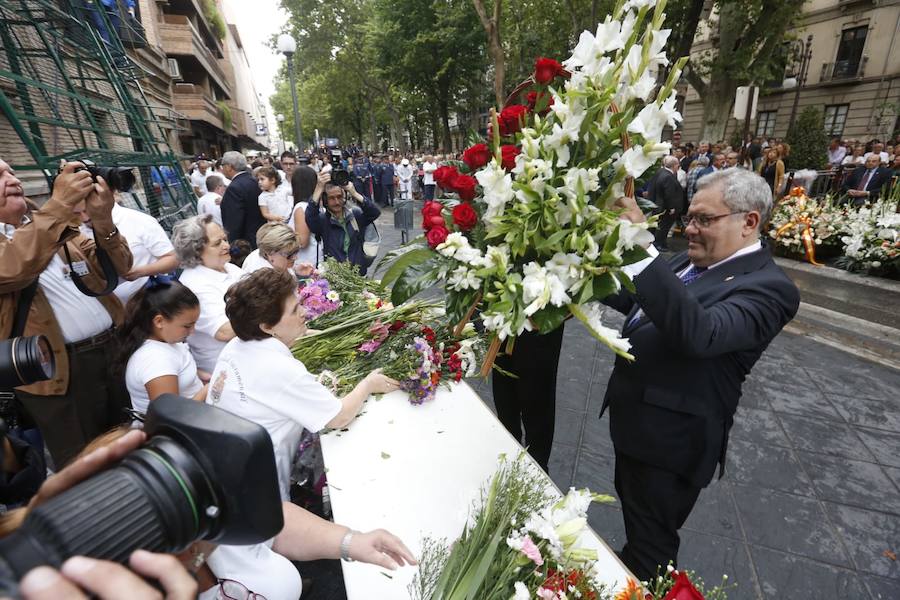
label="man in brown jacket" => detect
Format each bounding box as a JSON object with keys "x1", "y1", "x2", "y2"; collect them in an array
[{"x1": 1, "y1": 159, "x2": 133, "y2": 467}]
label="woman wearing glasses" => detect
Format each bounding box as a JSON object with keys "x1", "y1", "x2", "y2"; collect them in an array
[{"x1": 240, "y1": 222, "x2": 313, "y2": 276}]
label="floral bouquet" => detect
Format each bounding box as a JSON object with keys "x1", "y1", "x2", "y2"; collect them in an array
[
  {"x1": 767, "y1": 187, "x2": 847, "y2": 265},
  {"x1": 837, "y1": 199, "x2": 900, "y2": 277},
  {"x1": 381, "y1": 0, "x2": 687, "y2": 373},
  {"x1": 300, "y1": 259, "x2": 391, "y2": 330},
  {"x1": 409, "y1": 453, "x2": 617, "y2": 600}
]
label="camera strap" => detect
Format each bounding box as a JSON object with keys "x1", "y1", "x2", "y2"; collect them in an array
[
  {"x1": 12, "y1": 280, "x2": 38, "y2": 337},
  {"x1": 63, "y1": 241, "x2": 119, "y2": 297}
]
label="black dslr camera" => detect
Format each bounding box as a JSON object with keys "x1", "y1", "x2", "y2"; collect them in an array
[
  {"x1": 0, "y1": 335, "x2": 54, "y2": 393},
  {"x1": 330, "y1": 150, "x2": 350, "y2": 187},
  {"x1": 0, "y1": 394, "x2": 284, "y2": 593},
  {"x1": 57, "y1": 159, "x2": 136, "y2": 192}
]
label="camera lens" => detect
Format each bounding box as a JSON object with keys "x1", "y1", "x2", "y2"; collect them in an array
[
  {"x1": 93, "y1": 167, "x2": 136, "y2": 192},
  {"x1": 332, "y1": 169, "x2": 350, "y2": 187},
  {"x1": 0, "y1": 335, "x2": 55, "y2": 389}
]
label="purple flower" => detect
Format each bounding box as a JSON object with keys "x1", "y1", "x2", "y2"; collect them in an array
[{"x1": 359, "y1": 339, "x2": 383, "y2": 353}]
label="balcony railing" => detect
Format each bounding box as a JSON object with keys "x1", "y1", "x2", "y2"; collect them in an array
[
  {"x1": 172, "y1": 84, "x2": 223, "y2": 130},
  {"x1": 160, "y1": 14, "x2": 231, "y2": 97},
  {"x1": 820, "y1": 57, "x2": 867, "y2": 83}
]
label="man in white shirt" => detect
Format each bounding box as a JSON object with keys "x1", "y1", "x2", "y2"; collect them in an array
[
  {"x1": 75, "y1": 200, "x2": 178, "y2": 305},
  {"x1": 277, "y1": 151, "x2": 297, "y2": 197},
  {"x1": 603, "y1": 169, "x2": 800, "y2": 581},
  {"x1": 190, "y1": 159, "x2": 211, "y2": 197},
  {"x1": 422, "y1": 155, "x2": 437, "y2": 200},
  {"x1": 863, "y1": 142, "x2": 889, "y2": 166},
  {"x1": 198, "y1": 174, "x2": 226, "y2": 227},
  {"x1": 826, "y1": 138, "x2": 847, "y2": 168}
]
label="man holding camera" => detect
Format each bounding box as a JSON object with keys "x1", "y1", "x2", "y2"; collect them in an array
[
  {"x1": 0, "y1": 159, "x2": 133, "y2": 468},
  {"x1": 304, "y1": 174, "x2": 380, "y2": 275}
]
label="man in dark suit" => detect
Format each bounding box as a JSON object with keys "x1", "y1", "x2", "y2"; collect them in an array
[
  {"x1": 603, "y1": 169, "x2": 800, "y2": 581},
  {"x1": 648, "y1": 156, "x2": 685, "y2": 251},
  {"x1": 219, "y1": 151, "x2": 265, "y2": 248},
  {"x1": 842, "y1": 154, "x2": 892, "y2": 204}
]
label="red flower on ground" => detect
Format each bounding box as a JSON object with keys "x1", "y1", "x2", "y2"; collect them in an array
[
  {"x1": 500, "y1": 145, "x2": 520, "y2": 171},
  {"x1": 498, "y1": 104, "x2": 529, "y2": 136},
  {"x1": 433, "y1": 165, "x2": 459, "y2": 188},
  {"x1": 425, "y1": 225, "x2": 449, "y2": 249},
  {"x1": 422, "y1": 200, "x2": 443, "y2": 219},
  {"x1": 534, "y1": 57, "x2": 563, "y2": 85},
  {"x1": 422, "y1": 214, "x2": 446, "y2": 230},
  {"x1": 450, "y1": 174, "x2": 477, "y2": 201},
  {"x1": 662, "y1": 572, "x2": 704, "y2": 600},
  {"x1": 452, "y1": 202, "x2": 478, "y2": 230},
  {"x1": 389, "y1": 320, "x2": 406, "y2": 332},
  {"x1": 461, "y1": 143, "x2": 492, "y2": 171},
  {"x1": 526, "y1": 90, "x2": 554, "y2": 115}
]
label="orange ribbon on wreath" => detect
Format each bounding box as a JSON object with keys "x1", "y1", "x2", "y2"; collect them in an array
[{"x1": 774, "y1": 214, "x2": 823, "y2": 266}]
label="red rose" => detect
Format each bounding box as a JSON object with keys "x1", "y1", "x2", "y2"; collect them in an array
[
  {"x1": 422, "y1": 200, "x2": 443, "y2": 219},
  {"x1": 499, "y1": 104, "x2": 529, "y2": 136},
  {"x1": 526, "y1": 91, "x2": 554, "y2": 115},
  {"x1": 461, "y1": 143, "x2": 492, "y2": 171},
  {"x1": 433, "y1": 165, "x2": 459, "y2": 189},
  {"x1": 425, "y1": 225, "x2": 449, "y2": 248},
  {"x1": 450, "y1": 174, "x2": 477, "y2": 201},
  {"x1": 534, "y1": 57, "x2": 563, "y2": 85},
  {"x1": 423, "y1": 214, "x2": 446, "y2": 230},
  {"x1": 500, "y1": 145, "x2": 520, "y2": 171},
  {"x1": 663, "y1": 572, "x2": 704, "y2": 600},
  {"x1": 452, "y1": 202, "x2": 478, "y2": 230}
]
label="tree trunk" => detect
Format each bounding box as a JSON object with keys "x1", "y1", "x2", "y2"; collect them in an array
[
  {"x1": 368, "y1": 97, "x2": 378, "y2": 151},
  {"x1": 439, "y1": 96, "x2": 452, "y2": 152},
  {"x1": 699, "y1": 77, "x2": 736, "y2": 142},
  {"x1": 472, "y1": 0, "x2": 505, "y2": 107}
]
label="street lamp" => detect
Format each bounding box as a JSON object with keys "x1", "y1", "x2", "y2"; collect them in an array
[
  {"x1": 783, "y1": 34, "x2": 813, "y2": 132},
  {"x1": 277, "y1": 33, "x2": 303, "y2": 152},
  {"x1": 276, "y1": 113, "x2": 286, "y2": 152}
]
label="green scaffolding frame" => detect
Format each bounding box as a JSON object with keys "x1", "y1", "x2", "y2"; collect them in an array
[{"x1": 0, "y1": 0, "x2": 196, "y2": 227}]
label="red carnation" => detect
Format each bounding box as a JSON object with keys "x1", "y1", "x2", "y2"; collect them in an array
[
  {"x1": 450, "y1": 174, "x2": 477, "y2": 201},
  {"x1": 425, "y1": 225, "x2": 449, "y2": 249},
  {"x1": 461, "y1": 143, "x2": 492, "y2": 171},
  {"x1": 422, "y1": 200, "x2": 443, "y2": 219},
  {"x1": 500, "y1": 145, "x2": 520, "y2": 172},
  {"x1": 452, "y1": 202, "x2": 478, "y2": 231},
  {"x1": 433, "y1": 165, "x2": 459, "y2": 189},
  {"x1": 663, "y1": 572, "x2": 704, "y2": 600},
  {"x1": 499, "y1": 104, "x2": 529, "y2": 136},
  {"x1": 423, "y1": 214, "x2": 446, "y2": 230},
  {"x1": 534, "y1": 57, "x2": 563, "y2": 85},
  {"x1": 526, "y1": 91, "x2": 554, "y2": 115}
]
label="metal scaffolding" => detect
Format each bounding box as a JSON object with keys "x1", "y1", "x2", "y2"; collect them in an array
[{"x1": 0, "y1": 0, "x2": 196, "y2": 228}]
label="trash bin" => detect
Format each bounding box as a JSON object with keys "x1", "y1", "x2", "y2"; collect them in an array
[{"x1": 394, "y1": 199, "x2": 415, "y2": 244}]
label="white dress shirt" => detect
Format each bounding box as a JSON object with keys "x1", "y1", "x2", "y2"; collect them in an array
[{"x1": 179, "y1": 263, "x2": 243, "y2": 371}]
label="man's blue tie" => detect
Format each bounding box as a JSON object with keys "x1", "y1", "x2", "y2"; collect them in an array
[{"x1": 627, "y1": 264, "x2": 707, "y2": 327}]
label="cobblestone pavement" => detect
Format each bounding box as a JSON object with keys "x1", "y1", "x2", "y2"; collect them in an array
[{"x1": 372, "y1": 206, "x2": 900, "y2": 600}]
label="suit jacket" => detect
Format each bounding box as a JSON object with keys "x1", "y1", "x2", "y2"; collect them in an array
[
  {"x1": 648, "y1": 168, "x2": 685, "y2": 213},
  {"x1": 842, "y1": 166, "x2": 891, "y2": 201},
  {"x1": 220, "y1": 171, "x2": 265, "y2": 248},
  {"x1": 601, "y1": 246, "x2": 800, "y2": 487}
]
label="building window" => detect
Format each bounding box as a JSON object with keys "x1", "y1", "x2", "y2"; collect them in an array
[
  {"x1": 756, "y1": 111, "x2": 777, "y2": 137},
  {"x1": 834, "y1": 26, "x2": 867, "y2": 79},
  {"x1": 823, "y1": 104, "x2": 849, "y2": 136}
]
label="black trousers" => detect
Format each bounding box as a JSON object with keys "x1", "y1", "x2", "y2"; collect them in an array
[
  {"x1": 614, "y1": 451, "x2": 702, "y2": 581},
  {"x1": 491, "y1": 325, "x2": 565, "y2": 472},
  {"x1": 17, "y1": 338, "x2": 130, "y2": 469},
  {"x1": 654, "y1": 209, "x2": 678, "y2": 248},
  {"x1": 383, "y1": 184, "x2": 394, "y2": 206}
]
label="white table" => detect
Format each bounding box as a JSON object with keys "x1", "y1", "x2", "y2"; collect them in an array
[{"x1": 319, "y1": 381, "x2": 634, "y2": 599}]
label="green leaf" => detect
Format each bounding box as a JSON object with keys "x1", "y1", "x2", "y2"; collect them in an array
[
  {"x1": 615, "y1": 270, "x2": 636, "y2": 294},
  {"x1": 380, "y1": 247, "x2": 435, "y2": 287},
  {"x1": 592, "y1": 272, "x2": 619, "y2": 299},
  {"x1": 390, "y1": 264, "x2": 441, "y2": 305},
  {"x1": 621, "y1": 244, "x2": 650, "y2": 265},
  {"x1": 530, "y1": 305, "x2": 569, "y2": 333},
  {"x1": 602, "y1": 223, "x2": 621, "y2": 255}
]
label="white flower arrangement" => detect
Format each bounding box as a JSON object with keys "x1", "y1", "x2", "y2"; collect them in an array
[{"x1": 839, "y1": 199, "x2": 900, "y2": 272}]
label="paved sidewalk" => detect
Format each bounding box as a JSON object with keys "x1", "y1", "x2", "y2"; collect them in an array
[{"x1": 374, "y1": 207, "x2": 900, "y2": 600}]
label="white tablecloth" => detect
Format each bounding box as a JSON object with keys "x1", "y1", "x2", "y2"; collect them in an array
[{"x1": 319, "y1": 381, "x2": 634, "y2": 598}]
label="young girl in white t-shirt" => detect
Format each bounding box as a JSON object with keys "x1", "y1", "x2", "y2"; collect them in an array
[
  {"x1": 118, "y1": 277, "x2": 208, "y2": 415},
  {"x1": 256, "y1": 166, "x2": 293, "y2": 223}
]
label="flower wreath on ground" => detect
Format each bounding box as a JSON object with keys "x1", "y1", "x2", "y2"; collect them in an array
[
  {"x1": 381, "y1": 0, "x2": 687, "y2": 371},
  {"x1": 767, "y1": 187, "x2": 847, "y2": 266}
]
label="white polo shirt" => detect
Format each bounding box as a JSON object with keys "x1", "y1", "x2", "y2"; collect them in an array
[
  {"x1": 179, "y1": 263, "x2": 243, "y2": 372},
  {"x1": 240, "y1": 249, "x2": 272, "y2": 275},
  {"x1": 201, "y1": 541, "x2": 301, "y2": 600},
  {"x1": 423, "y1": 161, "x2": 437, "y2": 185},
  {"x1": 125, "y1": 340, "x2": 202, "y2": 414},
  {"x1": 38, "y1": 253, "x2": 113, "y2": 343},
  {"x1": 197, "y1": 192, "x2": 223, "y2": 227},
  {"x1": 190, "y1": 169, "x2": 210, "y2": 195},
  {"x1": 208, "y1": 337, "x2": 341, "y2": 500},
  {"x1": 110, "y1": 203, "x2": 175, "y2": 304},
  {"x1": 258, "y1": 188, "x2": 293, "y2": 221}
]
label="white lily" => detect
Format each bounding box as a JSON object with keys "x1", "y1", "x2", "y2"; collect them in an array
[
  {"x1": 448, "y1": 265, "x2": 481, "y2": 291},
  {"x1": 565, "y1": 16, "x2": 625, "y2": 74},
  {"x1": 569, "y1": 301, "x2": 633, "y2": 359}
]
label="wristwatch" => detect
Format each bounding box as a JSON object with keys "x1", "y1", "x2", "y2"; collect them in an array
[
  {"x1": 100, "y1": 227, "x2": 119, "y2": 242},
  {"x1": 340, "y1": 529, "x2": 357, "y2": 562}
]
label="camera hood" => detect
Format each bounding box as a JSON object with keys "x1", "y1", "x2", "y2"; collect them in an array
[{"x1": 143, "y1": 395, "x2": 284, "y2": 544}]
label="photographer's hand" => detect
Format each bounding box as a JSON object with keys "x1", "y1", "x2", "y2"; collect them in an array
[
  {"x1": 85, "y1": 176, "x2": 116, "y2": 236},
  {"x1": 27, "y1": 430, "x2": 145, "y2": 511},
  {"x1": 51, "y1": 162, "x2": 94, "y2": 209},
  {"x1": 19, "y1": 550, "x2": 197, "y2": 600}
]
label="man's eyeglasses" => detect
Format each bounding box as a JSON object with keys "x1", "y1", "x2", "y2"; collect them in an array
[
  {"x1": 685, "y1": 211, "x2": 746, "y2": 228},
  {"x1": 216, "y1": 578, "x2": 267, "y2": 600}
]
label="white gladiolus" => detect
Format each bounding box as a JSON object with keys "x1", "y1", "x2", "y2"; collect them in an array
[
  {"x1": 571, "y1": 301, "x2": 633, "y2": 357},
  {"x1": 565, "y1": 16, "x2": 625, "y2": 74},
  {"x1": 616, "y1": 145, "x2": 657, "y2": 178},
  {"x1": 436, "y1": 232, "x2": 471, "y2": 259},
  {"x1": 623, "y1": 0, "x2": 657, "y2": 11},
  {"x1": 546, "y1": 252, "x2": 583, "y2": 291},
  {"x1": 627, "y1": 102, "x2": 669, "y2": 144},
  {"x1": 560, "y1": 167, "x2": 601, "y2": 200},
  {"x1": 481, "y1": 312, "x2": 514, "y2": 340},
  {"x1": 512, "y1": 581, "x2": 530, "y2": 600},
  {"x1": 617, "y1": 220, "x2": 655, "y2": 253},
  {"x1": 521, "y1": 262, "x2": 570, "y2": 316},
  {"x1": 448, "y1": 265, "x2": 481, "y2": 291},
  {"x1": 660, "y1": 91, "x2": 683, "y2": 128},
  {"x1": 475, "y1": 162, "x2": 515, "y2": 223}
]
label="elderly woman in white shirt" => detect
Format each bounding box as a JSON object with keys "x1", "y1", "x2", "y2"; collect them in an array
[
  {"x1": 172, "y1": 214, "x2": 242, "y2": 374},
  {"x1": 241, "y1": 222, "x2": 313, "y2": 276}
]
